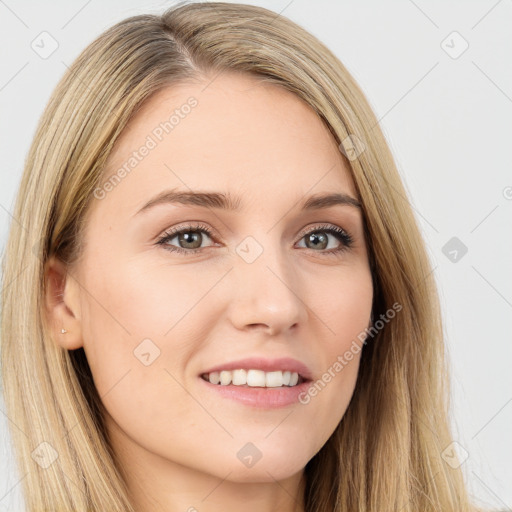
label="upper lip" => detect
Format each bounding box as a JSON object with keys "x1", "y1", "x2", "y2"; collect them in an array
[{"x1": 200, "y1": 357, "x2": 313, "y2": 381}]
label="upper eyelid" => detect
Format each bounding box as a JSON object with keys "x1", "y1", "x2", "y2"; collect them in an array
[
  {"x1": 297, "y1": 223, "x2": 350, "y2": 237},
  {"x1": 158, "y1": 223, "x2": 215, "y2": 240}
]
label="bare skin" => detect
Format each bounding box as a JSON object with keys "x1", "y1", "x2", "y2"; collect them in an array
[{"x1": 45, "y1": 72, "x2": 373, "y2": 512}]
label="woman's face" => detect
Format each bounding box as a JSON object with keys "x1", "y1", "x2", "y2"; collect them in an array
[{"x1": 65, "y1": 72, "x2": 373, "y2": 485}]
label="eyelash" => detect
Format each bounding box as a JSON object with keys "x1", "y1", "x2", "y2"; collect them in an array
[{"x1": 155, "y1": 222, "x2": 354, "y2": 257}]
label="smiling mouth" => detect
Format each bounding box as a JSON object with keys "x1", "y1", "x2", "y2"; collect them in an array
[{"x1": 200, "y1": 369, "x2": 307, "y2": 388}]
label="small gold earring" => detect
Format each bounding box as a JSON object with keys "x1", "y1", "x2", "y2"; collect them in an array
[{"x1": 61, "y1": 328, "x2": 68, "y2": 334}]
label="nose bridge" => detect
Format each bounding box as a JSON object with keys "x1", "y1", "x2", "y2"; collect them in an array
[{"x1": 228, "y1": 234, "x2": 307, "y2": 334}]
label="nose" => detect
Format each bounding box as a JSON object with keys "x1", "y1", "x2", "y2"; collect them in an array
[{"x1": 227, "y1": 243, "x2": 308, "y2": 336}]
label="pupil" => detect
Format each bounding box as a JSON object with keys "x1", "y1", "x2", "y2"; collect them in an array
[
  {"x1": 307, "y1": 232, "x2": 327, "y2": 250},
  {"x1": 179, "y1": 231, "x2": 202, "y2": 249}
]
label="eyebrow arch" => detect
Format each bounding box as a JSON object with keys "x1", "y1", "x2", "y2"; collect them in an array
[{"x1": 134, "y1": 189, "x2": 361, "y2": 216}]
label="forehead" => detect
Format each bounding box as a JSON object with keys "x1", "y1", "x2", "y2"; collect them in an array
[{"x1": 99, "y1": 72, "x2": 357, "y2": 214}]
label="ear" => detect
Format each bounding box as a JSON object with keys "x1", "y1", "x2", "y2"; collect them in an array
[{"x1": 44, "y1": 255, "x2": 83, "y2": 350}]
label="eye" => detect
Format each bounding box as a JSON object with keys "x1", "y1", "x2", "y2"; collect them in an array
[
  {"x1": 296, "y1": 224, "x2": 354, "y2": 255},
  {"x1": 156, "y1": 223, "x2": 216, "y2": 255}
]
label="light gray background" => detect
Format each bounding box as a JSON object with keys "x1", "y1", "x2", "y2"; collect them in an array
[{"x1": 1, "y1": 1, "x2": 511, "y2": 510}]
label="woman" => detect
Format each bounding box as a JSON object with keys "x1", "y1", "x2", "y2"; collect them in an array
[{"x1": 0, "y1": 2, "x2": 479, "y2": 511}]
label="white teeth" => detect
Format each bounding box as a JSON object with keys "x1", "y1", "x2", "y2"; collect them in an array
[
  {"x1": 204, "y1": 369, "x2": 302, "y2": 387},
  {"x1": 232, "y1": 369, "x2": 247, "y2": 385},
  {"x1": 265, "y1": 371, "x2": 283, "y2": 387},
  {"x1": 209, "y1": 371, "x2": 220, "y2": 385},
  {"x1": 219, "y1": 370, "x2": 232, "y2": 385},
  {"x1": 247, "y1": 369, "x2": 266, "y2": 387}
]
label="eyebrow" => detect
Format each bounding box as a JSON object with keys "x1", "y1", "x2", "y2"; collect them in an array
[{"x1": 134, "y1": 189, "x2": 361, "y2": 216}]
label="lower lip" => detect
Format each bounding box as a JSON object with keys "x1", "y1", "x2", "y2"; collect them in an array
[{"x1": 198, "y1": 376, "x2": 312, "y2": 408}]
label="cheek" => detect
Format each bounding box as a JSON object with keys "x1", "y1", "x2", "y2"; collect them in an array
[
  {"x1": 79, "y1": 254, "x2": 201, "y2": 354},
  {"x1": 295, "y1": 264, "x2": 372, "y2": 438},
  {"x1": 310, "y1": 261, "x2": 373, "y2": 359},
  {"x1": 83, "y1": 254, "x2": 227, "y2": 341},
  {"x1": 76, "y1": 256, "x2": 227, "y2": 427},
  {"x1": 78, "y1": 271, "x2": 199, "y2": 447}
]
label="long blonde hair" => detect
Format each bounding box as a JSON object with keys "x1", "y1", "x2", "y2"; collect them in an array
[{"x1": 1, "y1": 2, "x2": 476, "y2": 510}]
